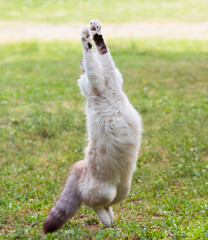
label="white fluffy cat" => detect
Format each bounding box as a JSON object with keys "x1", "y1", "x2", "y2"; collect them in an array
[{"x1": 43, "y1": 20, "x2": 142, "y2": 234}]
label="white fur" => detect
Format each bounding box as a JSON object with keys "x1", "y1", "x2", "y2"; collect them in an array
[
  {"x1": 78, "y1": 20, "x2": 142, "y2": 226},
  {"x1": 43, "y1": 20, "x2": 142, "y2": 233}
]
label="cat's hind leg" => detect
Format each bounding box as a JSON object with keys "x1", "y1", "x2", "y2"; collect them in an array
[
  {"x1": 104, "y1": 206, "x2": 114, "y2": 225},
  {"x1": 80, "y1": 27, "x2": 105, "y2": 92},
  {"x1": 81, "y1": 180, "x2": 116, "y2": 227},
  {"x1": 95, "y1": 207, "x2": 114, "y2": 227},
  {"x1": 93, "y1": 206, "x2": 111, "y2": 227}
]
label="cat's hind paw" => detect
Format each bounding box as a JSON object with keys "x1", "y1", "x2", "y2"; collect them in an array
[
  {"x1": 89, "y1": 20, "x2": 102, "y2": 35},
  {"x1": 105, "y1": 207, "x2": 114, "y2": 225}
]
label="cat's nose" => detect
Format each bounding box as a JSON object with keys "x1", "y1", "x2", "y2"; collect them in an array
[{"x1": 90, "y1": 26, "x2": 96, "y2": 31}]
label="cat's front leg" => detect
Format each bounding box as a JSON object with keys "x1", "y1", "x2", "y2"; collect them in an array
[
  {"x1": 81, "y1": 27, "x2": 93, "y2": 52},
  {"x1": 89, "y1": 20, "x2": 115, "y2": 72},
  {"x1": 80, "y1": 27, "x2": 104, "y2": 91},
  {"x1": 89, "y1": 20, "x2": 106, "y2": 55}
]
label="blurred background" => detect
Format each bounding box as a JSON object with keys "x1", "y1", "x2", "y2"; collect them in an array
[
  {"x1": 0, "y1": 1, "x2": 208, "y2": 239},
  {"x1": 0, "y1": 0, "x2": 208, "y2": 41}
]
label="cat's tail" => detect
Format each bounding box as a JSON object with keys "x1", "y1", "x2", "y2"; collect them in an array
[{"x1": 43, "y1": 160, "x2": 86, "y2": 234}]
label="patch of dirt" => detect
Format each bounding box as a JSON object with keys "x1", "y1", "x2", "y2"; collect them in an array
[
  {"x1": 0, "y1": 21, "x2": 208, "y2": 42},
  {"x1": 82, "y1": 223, "x2": 100, "y2": 230}
]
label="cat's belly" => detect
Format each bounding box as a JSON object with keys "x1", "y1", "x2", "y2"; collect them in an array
[
  {"x1": 86, "y1": 117, "x2": 141, "y2": 179},
  {"x1": 88, "y1": 107, "x2": 142, "y2": 150},
  {"x1": 85, "y1": 97, "x2": 142, "y2": 181}
]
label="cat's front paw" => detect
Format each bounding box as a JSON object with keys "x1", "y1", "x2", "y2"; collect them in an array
[
  {"x1": 81, "y1": 27, "x2": 92, "y2": 51},
  {"x1": 89, "y1": 20, "x2": 102, "y2": 35},
  {"x1": 81, "y1": 27, "x2": 90, "y2": 42}
]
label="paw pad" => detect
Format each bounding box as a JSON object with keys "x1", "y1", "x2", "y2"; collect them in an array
[
  {"x1": 89, "y1": 20, "x2": 102, "y2": 32},
  {"x1": 81, "y1": 27, "x2": 90, "y2": 41}
]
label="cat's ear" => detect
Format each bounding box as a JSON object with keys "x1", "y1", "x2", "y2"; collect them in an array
[{"x1": 80, "y1": 60, "x2": 85, "y2": 73}]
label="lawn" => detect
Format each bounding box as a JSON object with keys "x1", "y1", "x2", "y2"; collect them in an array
[
  {"x1": 0, "y1": 39, "x2": 208, "y2": 239},
  {"x1": 0, "y1": 0, "x2": 208, "y2": 24}
]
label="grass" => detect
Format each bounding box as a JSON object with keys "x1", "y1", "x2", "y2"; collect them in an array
[
  {"x1": 0, "y1": 39, "x2": 208, "y2": 239},
  {"x1": 0, "y1": 0, "x2": 208, "y2": 24}
]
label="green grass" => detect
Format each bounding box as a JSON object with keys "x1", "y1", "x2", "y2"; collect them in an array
[
  {"x1": 0, "y1": 0, "x2": 208, "y2": 24},
  {"x1": 0, "y1": 39, "x2": 208, "y2": 239}
]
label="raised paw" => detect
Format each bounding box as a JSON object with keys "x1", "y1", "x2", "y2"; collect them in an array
[
  {"x1": 89, "y1": 20, "x2": 107, "y2": 55},
  {"x1": 80, "y1": 27, "x2": 92, "y2": 51},
  {"x1": 89, "y1": 20, "x2": 102, "y2": 36},
  {"x1": 81, "y1": 27, "x2": 90, "y2": 42}
]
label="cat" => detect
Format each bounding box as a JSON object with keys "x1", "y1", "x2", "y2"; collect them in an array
[{"x1": 43, "y1": 20, "x2": 142, "y2": 234}]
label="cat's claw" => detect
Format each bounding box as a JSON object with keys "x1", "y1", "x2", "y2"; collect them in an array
[{"x1": 89, "y1": 20, "x2": 102, "y2": 35}]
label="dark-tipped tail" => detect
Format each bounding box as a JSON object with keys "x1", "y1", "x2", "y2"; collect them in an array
[{"x1": 43, "y1": 162, "x2": 85, "y2": 234}]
